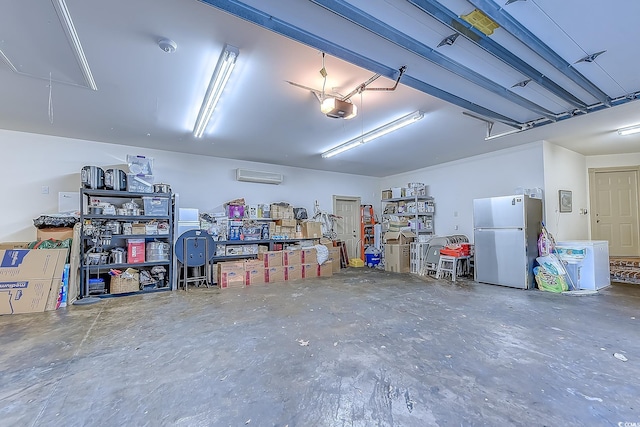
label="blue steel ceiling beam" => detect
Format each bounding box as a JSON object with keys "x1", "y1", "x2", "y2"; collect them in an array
[
  {"x1": 406, "y1": 0, "x2": 589, "y2": 109},
  {"x1": 467, "y1": 0, "x2": 610, "y2": 106},
  {"x1": 198, "y1": 0, "x2": 521, "y2": 126},
  {"x1": 308, "y1": 0, "x2": 557, "y2": 121}
]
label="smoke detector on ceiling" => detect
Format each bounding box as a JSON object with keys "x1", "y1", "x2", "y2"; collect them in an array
[{"x1": 158, "y1": 38, "x2": 177, "y2": 53}]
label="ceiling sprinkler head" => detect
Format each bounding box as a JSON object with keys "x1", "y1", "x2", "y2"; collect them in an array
[{"x1": 158, "y1": 38, "x2": 177, "y2": 53}]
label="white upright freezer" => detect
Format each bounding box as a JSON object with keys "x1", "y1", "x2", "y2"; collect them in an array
[{"x1": 556, "y1": 240, "x2": 610, "y2": 290}]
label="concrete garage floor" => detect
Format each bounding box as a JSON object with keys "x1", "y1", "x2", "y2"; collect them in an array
[{"x1": 1, "y1": 269, "x2": 639, "y2": 426}]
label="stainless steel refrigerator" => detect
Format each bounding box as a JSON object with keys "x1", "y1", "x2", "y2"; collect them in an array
[{"x1": 473, "y1": 195, "x2": 543, "y2": 289}]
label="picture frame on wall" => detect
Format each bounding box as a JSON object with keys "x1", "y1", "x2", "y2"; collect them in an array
[{"x1": 559, "y1": 190, "x2": 572, "y2": 213}]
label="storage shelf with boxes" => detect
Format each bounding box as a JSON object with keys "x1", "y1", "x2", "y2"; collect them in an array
[
  {"x1": 381, "y1": 183, "x2": 434, "y2": 273},
  {"x1": 78, "y1": 188, "x2": 174, "y2": 299},
  {"x1": 178, "y1": 198, "x2": 345, "y2": 289}
]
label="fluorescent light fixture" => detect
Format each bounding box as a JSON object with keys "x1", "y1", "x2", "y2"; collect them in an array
[
  {"x1": 617, "y1": 125, "x2": 640, "y2": 136},
  {"x1": 52, "y1": 0, "x2": 97, "y2": 90},
  {"x1": 322, "y1": 110, "x2": 424, "y2": 158},
  {"x1": 193, "y1": 44, "x2": 239, "y2": 138}
]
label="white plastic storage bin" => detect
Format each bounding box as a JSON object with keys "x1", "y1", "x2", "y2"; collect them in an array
[
  {"x1": 143, "y1": 196, "x2": 169, "y2": 216},
  {"x1": 127, "y1": 174, "x2": 154, "y2": 193}
]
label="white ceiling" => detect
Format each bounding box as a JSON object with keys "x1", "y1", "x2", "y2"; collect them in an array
[{"x1": 1, "y1": 0, "x2": 639, "y2": 177}]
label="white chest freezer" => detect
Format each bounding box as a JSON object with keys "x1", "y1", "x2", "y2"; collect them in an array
[{"x1": 556, "y1": 240, "x2": 610, "y2": 290}]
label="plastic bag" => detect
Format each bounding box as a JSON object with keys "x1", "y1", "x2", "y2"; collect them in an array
[
  {"x1": 315, "y1": 244, "x2": 329, "y2": 265},
  {"x1": 294, "y1": 207, "x2": 308, "y2": 220},
  {"x1": 534, "y1": 266, "x2": 568, "y2": 293},
  {"x1": 33, "y1": 214, "x2": 79, "y2": 229}
]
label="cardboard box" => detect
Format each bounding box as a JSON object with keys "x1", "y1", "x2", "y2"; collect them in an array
[
  {"x1": 244, "y1": 260, "x2": 265, "y2": 285},
  {"x1": 283, "y1": 249, "x2": 301, "y2": 265},
  {"x1": 385, "y1": 244, "x2": 411, "y2": 273},
  {"x1": 270, "y1": 204, "x2": 294, "y2": 220},
  {"x1": 301, "y1": 221, "x2": 323, "y2": 239},
  {"x1": 280, "y1": 226, "x2": 296, "y2": 237},
  {"x1": 382, "y1": 190, "x2": 392, "y2": 200},
  {"x1": 284, "y1": 264, "x2": 303, "y2": 281},
  {"x1": 127, "y1": 239, "x2": 145, "y2": 263},
  {"x1": 384, "y1": 230, "x2": 416, "y2": 245},
  {"x1": 132, "y1": 224, "x2": 146, "y2": 235},
  {"x1": 265, "y1": 266, "x2": 285, "y2": 283},
  {"x1": 327, "y1": 247, "x2": 341, "y2": 272},
  {"x1": 276, "y1": 219, "x2": 296, "y2": 228},
  {"x1": 258, "y1": 251, "x2": 283, "y2": 267},
  {"x1": 301, "y1": 248, "x2": 317, "y2": 264},
  {"x1": 218, "y1": 261, "x2": 245, "y2": 289},
  {"x1": 210, "y1": 263, "x2": 218, "y2": 284},
  {"x1": 37, "y1": 227, "x2": 74, "y2": 241},
  {"x1": 0, "y1": 242, "x2": 31, "y2": 250},
  {"x1": 301, "y1": 263, "x2": 317, "y2": 278},
  {"x1": 0, "y1": 248, "x2": 68, "y2": 315},
  {"x1": 318, "y1": 261, "x2": 334, "y2": 277}
]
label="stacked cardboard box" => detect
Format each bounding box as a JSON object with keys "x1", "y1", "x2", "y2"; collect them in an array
[
  {"x1": 36, "y1": 227, "x2": 74, "y2": 241},
  {"x1": 216, "y1": 245, "x2": 336, "y2": 287},
  {"x1": 384, "y1": 230, "x2": 415, "y2": 273},
  {"x1": 318, "y1": 261, "x2": 334, "y2": 277},
  {"x1": 244, "y1": 259, "x2": 265, "y2": 285},
  {"x1": 218, "y1": 261, "x2": 245, "y2": 289},
  {"x1": 0, "y1": 248, "x2": 68, "y2": 315},
  {"x1": 258, "y1": 251, "x2": 285, "y2": 283},
  {"x1": 283, "y1": 248, "x2": 303, "y2": 281},
  {"x1": 270, "y1": 204, "x2": 294, "y2": 220},
  {"x1": 301, "y1": 221, "x2": 322, "y2": 239},
  {"x1": 324, "y1": 244, "x2": 342, "y2": 273},
  {"x1": 275, "y1": 219, "x2": 297, "y2": 238}
]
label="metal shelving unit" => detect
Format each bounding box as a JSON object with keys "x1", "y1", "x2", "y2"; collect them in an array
[
  {"x1": 381, "y1": 195, "x2": 435, "y2": 235},
  {"x1": 210, "y1": 238, "x2": 320, "y2": 263},
  {"x1": 77, "y1": 189, "x2": 174, "y2": 300}
]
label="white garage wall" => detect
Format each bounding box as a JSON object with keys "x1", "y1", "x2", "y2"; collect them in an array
[
  {"x1": 379, "y1": 142, "x2": 545, "y2": 241},
  {"x1": 542, "y1": 141, "x2": 589, "y2": 241},
  {"x1": 585, "y1": 153, "x2": 640, "y2": 168},
  {"x1": 0, "y1": 129, "x2": 378, "y2": 242}
]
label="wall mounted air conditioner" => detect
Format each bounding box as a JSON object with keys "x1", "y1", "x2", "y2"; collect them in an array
[{"x1": 236, "y1": 168, "x2": 283, "y2": 185}]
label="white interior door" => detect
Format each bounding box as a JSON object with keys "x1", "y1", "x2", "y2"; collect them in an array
[
  {"x1": 333, "y1": 196, "x2": 361, "y2": 260},
  {"x1": 589, "y1": 168, "x2": 640, "y2": 257}
]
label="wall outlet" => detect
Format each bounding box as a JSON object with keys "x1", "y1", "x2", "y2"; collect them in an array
[{"x1": 454, "y1": 225, "x2": 459, "y2": 230}]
